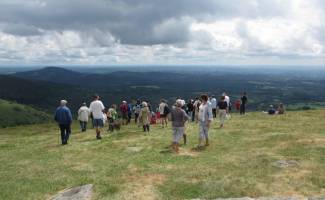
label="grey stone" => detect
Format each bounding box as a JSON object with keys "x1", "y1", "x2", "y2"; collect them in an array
[
  {"x1": 272, "y1": 160, "x2": 300, "y2": 169},
  {"x1": 308, "y1": 198, "x2": 325, "y2": 200},
  {"x1": 51, "y1": 184, "x2": 93, "y2": 200}
]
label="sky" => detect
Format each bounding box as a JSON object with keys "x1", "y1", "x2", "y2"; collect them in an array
[{"x1": 0, "y1": 0, "x2": 324, "y2": 66}]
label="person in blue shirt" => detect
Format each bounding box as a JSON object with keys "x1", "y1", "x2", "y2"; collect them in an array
[{"x1": 54, "y1": 100, "x2": 73, "y2": 145}]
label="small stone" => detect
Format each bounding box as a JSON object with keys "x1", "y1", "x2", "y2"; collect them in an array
[
  {"x1": 51, "y1": 184, "x2": 93, "y2": 200},
  {"x1": 272, "y1": 160, "x2": 300, "y2": 169}
]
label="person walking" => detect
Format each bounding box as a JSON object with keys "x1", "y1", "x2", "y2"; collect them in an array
[
  {"x1": 89, "y1": 95, "x2": 105, "y2": 140},
  {"x1": 120, "y1": 101, "x2": 129, "y2": 125},
  {"x1": 107, "y1": 104, "x2": 118, "y2": 132},
  {"x1": 240, "y1": 92, "x2": 248, "y2": 115},
  {"x1": 217, "y1": 95, "x2": 228, "y2": 128},
  {"x1": 193, "y1": 97, "x2": 201, "y2": 123},
  {"x1": 77, "y1": 102, "x2": 90, "y2": 132},
  {"x1": 169, "y1": 100, "x2": 189, "y2": 153},
  {"x1": 139, "y1": 101, "x2": 150, "y2": 132},
  {"x1": 54, "y1": 100, "x2": 72, "y2": 145},
  {"x1": 186, "y1": 99, "x2": 194, "y2": 122},
  {"x1": 210, "y1": 95, "x2": 217, "y2": 118},
  {"x1": 196, "y1": 94, "x2": 213, "y2": 149}
]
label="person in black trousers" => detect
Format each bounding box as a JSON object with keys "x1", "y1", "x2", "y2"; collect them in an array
[
  {"x1": 240, "y1": 92, "x2": 248, "y2": 115},
  {"x1": 54, "y1": 100, "x2": 73, "y2": 145}
]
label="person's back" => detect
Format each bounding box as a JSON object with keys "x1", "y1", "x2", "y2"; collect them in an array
[
  {"x1": 55, "y1": 106, "x2": 72, "y2": 125},
  {"x1": 159, "y1": 102, "x2": 166, "y2": 114},
  {"x1": 217, "y1": 100, "x2": 228, "y2": 110},
  {"x1": 171, "y1": 107, "x2": 188, "y2": 127},
  {"x1": 90, "y1": 100, "x2": 105, "y2": 119},
  {"x1": 78, "y1": 106, "x2": 90, "y2": 122},
  {"x1": 120, "y1": 103, "x2": 128, "y2": 113}
]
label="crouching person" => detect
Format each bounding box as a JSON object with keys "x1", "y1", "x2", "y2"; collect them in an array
[
  {"x1": 54, "y1": 100, "x2": 72, "y2": 145},
  {"x1": 197, "y1": 94, "x2": 213, "y2": 149},
  {"x1": 169, "y1": 100, "x2": 189, "y2": 153}
]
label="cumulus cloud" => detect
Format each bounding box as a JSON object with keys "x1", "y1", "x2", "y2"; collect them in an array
[{"x1": 0, "y1": 0, "x2": 324, "y2": 65}]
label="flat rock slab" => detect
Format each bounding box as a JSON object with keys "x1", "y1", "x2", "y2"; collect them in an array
[
  {"x1": 50, "y1": 184, "x2": 93, "y2": 200},
  {"x1": 272, "y1": 160, "x2": 300, "y2": 169}
]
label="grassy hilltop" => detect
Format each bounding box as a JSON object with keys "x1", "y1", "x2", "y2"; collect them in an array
[
  {"x1": 0, "y1": 110, "x2": 324, "y2": 199},
  {"x1": 0, "y1": 99, "x2": 50, "y2": 128}
]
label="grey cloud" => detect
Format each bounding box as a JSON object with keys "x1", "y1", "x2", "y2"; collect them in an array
[{"x1": 0, "y1": 0, "x2": 295, "y2": 46}]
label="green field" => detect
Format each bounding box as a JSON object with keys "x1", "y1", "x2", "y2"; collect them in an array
[{"x1": 0, "y1": 110, "x2": 324, "y2": 199}]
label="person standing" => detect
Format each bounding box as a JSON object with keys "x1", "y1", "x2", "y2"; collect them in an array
[
  {"x1": 210, "y1": 95, "x2": 217, "y2": 118},
  {"x1": 139, "y1": 101, "x2": 150, "y2": 132},
  {"x1": 120, "y1": 101, "x2": 129, "y2": 125},
  {"x1": 169, "y1": 100, "x2": 189, "y2": 153},
  {"x1": 217, "y1": 95, "x2": 228, "y2": 128},
  {"x1": 240, "y1": 92, "x2": 248, "y2": 115},
  {"x1": 78, "y1": 102, "x2": 90, "y2": 132},
  {"x1": 193, "y1": 97, "x2": 201, "y2": 123},
  {"x1": 197, "y1": 94, "x2": 213, "y2": 149},
  {"x1": 107, "y1": 104, "x2": 118, "y2": 132},
  {"x1": 54, "y1": 100, "x2": 72, "y2": 145},
  {"x1": 89, "y1": 95, "x2": 105, "y2": 140},
  {"x1": 159, "y1": 99, "x2": 168, "y2": 127},
  {"x1": 186, "y1": 99, "x2": 194, "y2": 122},
  {"x1": 133, "y1": 100, "x2": 141, "y2": 124}
]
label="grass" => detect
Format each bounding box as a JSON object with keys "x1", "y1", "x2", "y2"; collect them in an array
[{"x1": 0, "y1": 110, "x2": 324, "y2": 200}]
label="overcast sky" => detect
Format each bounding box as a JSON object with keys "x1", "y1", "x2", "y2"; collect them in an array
[{"x1": 0, "y1": 0, "x2": 324, "y2": 66}]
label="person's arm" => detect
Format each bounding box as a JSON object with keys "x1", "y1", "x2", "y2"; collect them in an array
[{"x1": 67, "y1": 109, "x2": 73, "y2": 125}]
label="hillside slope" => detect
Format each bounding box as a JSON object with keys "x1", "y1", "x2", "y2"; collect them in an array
[
  {"x1": 0, "y1": 110, "x2": 324, "y2": 199},
  {"x1": 0, "y1": 99, "x2": 51, "y2": 127}
]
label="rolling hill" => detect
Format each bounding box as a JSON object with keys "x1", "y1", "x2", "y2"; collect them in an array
[{"x1": 0, "y1": 99, "x2": 51, "y2": 127}]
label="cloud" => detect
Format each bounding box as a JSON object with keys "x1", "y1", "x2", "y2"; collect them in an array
[{"x1": 0, "y1": 0, "x2": 324, "y2": 65}]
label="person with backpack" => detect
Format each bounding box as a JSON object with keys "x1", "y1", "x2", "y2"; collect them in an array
[
  {"x1": 169, "y1": 99, "x2": 189, "y2": 153},
  {"x1": 120, "y1": 101, "x2": 128, "y2": 125},
  {"x1": 89, "y1": 94, "x2": 105, "y2": 140},
  {"x1": 77, "y1": 102, "x2": 90, "y2": 132},
  {"x1": 54, "y1": 100, "x2": 72, "y2": 145}
]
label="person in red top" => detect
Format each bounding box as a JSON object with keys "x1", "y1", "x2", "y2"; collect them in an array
[
  {"x1": 120, "y1": 101, "x2": 129, "y2": 125},
  {"x1": 235, "y1": 99, "x2": 241, "y2": 111}
]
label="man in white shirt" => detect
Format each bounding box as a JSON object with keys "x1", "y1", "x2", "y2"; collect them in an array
[
  {"x1": 89, "y1": 95, "x2": 105, "y2": 140},
  {"x1": 78, "y1": 102, "x2": 90, "y2": 132},
  {"x1": 210, "y1": 95, "x2": 217, "y2": 118},
  {"x1": 196, "y1": 94, "x2": 213, "y2": 149}
]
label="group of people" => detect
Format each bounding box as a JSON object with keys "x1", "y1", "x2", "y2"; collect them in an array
[
  {"x1": 53, "y1": 92, "x2": 247, "y2": 151},
  {"x1": 54, "y1": 92, "x2": 285, "y2": 153}
]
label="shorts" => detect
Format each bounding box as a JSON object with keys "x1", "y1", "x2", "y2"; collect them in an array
[
  {"x1": 93, "y1": 118, "x2": 104, "y2": 128},
  {"x1": 160, "y1": 113, "x2": 166, "y2": 118}
]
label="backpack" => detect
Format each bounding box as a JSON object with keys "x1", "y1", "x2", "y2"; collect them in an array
[{"x1": 163, "y1": 106, "x2": 170, "y2": 115}]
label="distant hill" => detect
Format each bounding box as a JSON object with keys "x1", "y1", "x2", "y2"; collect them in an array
[
  {"x1": 0, "y1": 74, "x2": 93, "y2": 112},
  {"x1": 5, "y1": 67, "x2": 325, "y2": 112},
  {"x1": 0, "y1": 99, "x2": 51, "y2": 127}
]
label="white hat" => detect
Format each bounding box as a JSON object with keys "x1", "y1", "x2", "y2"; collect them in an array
[
  {"x1": 60, "y1": 100, "x2": 67, "y2": 106},
  {"x1": 122, "y1": 101, "x2": 127, "y2": 104}
]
